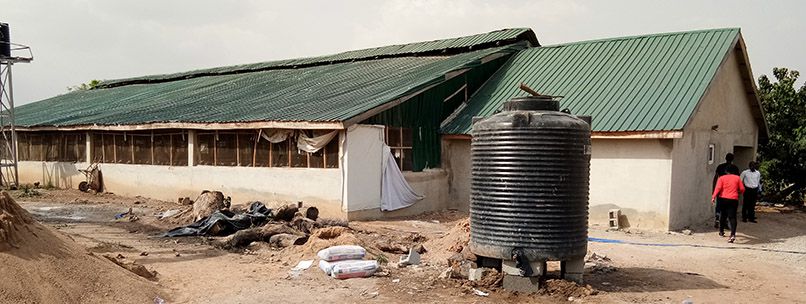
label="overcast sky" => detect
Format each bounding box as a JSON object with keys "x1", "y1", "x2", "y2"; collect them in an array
[{"x1": 2, "y1": 0, "x2": 805, "y2": 105}]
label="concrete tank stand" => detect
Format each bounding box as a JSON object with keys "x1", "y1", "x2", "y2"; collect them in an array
[
  {"x1": 561, "y1": 258, "x2": 585, "y2": 284},
  {"x1": 499, "y1": 258, "x2": 585, "y2": 293}
]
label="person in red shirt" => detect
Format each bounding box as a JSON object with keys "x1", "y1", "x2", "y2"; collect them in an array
[{"x1": 711, "y1": 166, "x2": 745, "y2": 243}]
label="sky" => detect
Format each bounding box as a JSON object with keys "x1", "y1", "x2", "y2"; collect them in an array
[{"x1": 1, "y1": 0, "x2": 805, "y2": 105}]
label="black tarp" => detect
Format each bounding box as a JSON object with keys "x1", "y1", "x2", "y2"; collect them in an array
[{"x1": 164, "y1": 201, "x2": 273, "y2": 237}]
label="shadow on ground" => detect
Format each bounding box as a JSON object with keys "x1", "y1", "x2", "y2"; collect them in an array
[{"x1": 586, "y1": 267, "x2": 727, "y2": 292}]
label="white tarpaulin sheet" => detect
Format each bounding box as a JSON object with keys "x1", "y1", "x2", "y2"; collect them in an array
[
  {"x1": 297, "y1": 130, "x2": 338, "y2": 153},
  {"x1": 260, "y1": 129, "x2": 294, "y2": 143},
  {"x1": 259, "y1": 129, "x2": 337, "y2": 153},
  {"x1": 381, "y1": 145, "x2": 424, "y2": 211}
]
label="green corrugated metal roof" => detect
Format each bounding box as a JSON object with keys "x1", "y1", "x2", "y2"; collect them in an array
[
  {"x1": 441, "y1": 28, "x2": 741, "y2": 134},
  {"x1": 15, "y1": 45, "x2": 522, "y2": 127},
  {"x1": 99, "y1": 28, "x2": 538, "y2": 88}
]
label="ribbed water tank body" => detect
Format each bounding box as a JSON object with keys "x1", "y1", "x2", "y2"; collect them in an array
[
  {"x1": 0, "y1": 23, "x2": 10, "y2": 58},
  {"x1": 469, "y1": 96, "x2": 591, "y2": 262}
]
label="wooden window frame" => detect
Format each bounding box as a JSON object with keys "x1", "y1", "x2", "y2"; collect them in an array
[{"x1": 385, "y1": 127, "x2": 413, "y2": 171}]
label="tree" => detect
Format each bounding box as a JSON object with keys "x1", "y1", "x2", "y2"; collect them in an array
[
  {"x1": 757, "y1": 68, "x2": 806, "y2": 204},
  {"x1": 67, "y1": 79, "x2": 101, "y2": 92}
]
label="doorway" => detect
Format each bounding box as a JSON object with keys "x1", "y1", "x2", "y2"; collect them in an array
[{"x1": 733, "y1": 146, "x2": 755, "y2": 171}]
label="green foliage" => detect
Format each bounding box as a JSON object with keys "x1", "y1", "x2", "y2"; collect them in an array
[
  {"x1": 757, "y1": 68, "x2": 806, "y2": 203},
  {"x1": 67, "y1": 79, "x2": 101, "y2": 92},
  {"x1": 375, "y1": 254, "x2": 389, "y2": 265},
  {"x1": 44, "y1": 180, "x2": 56, "y2": 190},
  {"x1": 18, "y1": 183, "x2": 41, "y2": 197}
]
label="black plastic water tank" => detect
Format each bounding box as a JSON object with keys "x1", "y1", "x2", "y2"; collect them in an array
[
  {"x1": 0, "y1": 23, "x2": 10, "y2": 58},
  {"x1": 469, "y1": 95, "x2": 591, "y2": 262}
]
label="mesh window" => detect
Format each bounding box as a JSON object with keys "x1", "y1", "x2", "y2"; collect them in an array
[
  {"x1": 254, "y1": 134, "x2": 270, "y2": 167},
  {"x1": 308, "y1": 131, "x2": 328, "y2": 168},
  {"x1": 17, "y1": 133, "x2": 30, "y2": 161},
  {"x1": 153, "y1": 133, "x2": 172, "y2": 166},
  {"x1": 309, "y1": 149, "x2": 324, "y2": 168},
  {"x1": 173, "y1": 133, "x2": 188, "y2": 166},
  {"x1": 388, "y1": 128, "x2": 401, "y2": 147},
  {"x1": 196, "y1": 133, "x2": 215, "y2": 166},
  {"x1": 237, "y1": 133, "x2": 256, "y2": 167},
  {"x1": 90, "y1": 133, "x2": 102, "y2": 162},
  {"x1": 216, "y1": 133, "x2": 238, "y2": 166},
  {"x1": 290, "y1": 141, "x2": 308, "y2": 167},
  {"x1": 29, "y1": 134, "x2": 44, "y2": 161},
  {"x1": 44, "y1": 133, "x2": 61, "y2": 161},
  {"x1": 325, "y1": 135, "x2": 339, "y2": 168},
  {"x1": 132, "y1": 134, "x2": 152, "y2": 165},
  {"x1": 102, "y1": 134, "x2": 115, "y2": 163},
  {"x1": 115, "y1": 134, "x2": 131, "y2": 164},
  {"x1": 271, "y1": 140, "x2": 290, "y2": 167},
  {"x1": 0, "y1": 134, "x2": 8, "y2": 160},
  {"x1": 62, "y1": 133, "x2": 85, "y2": 162}
]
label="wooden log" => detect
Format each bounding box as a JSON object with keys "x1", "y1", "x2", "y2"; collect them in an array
[
  {"x1": 268, "y1": 233, "x2": 309, "y2": 248},
  {"x1": 213, "y1": 224, "x2": 302, "y2": 250}
]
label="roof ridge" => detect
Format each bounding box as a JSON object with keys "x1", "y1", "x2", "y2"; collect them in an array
[
  {"x1": 97, "y1": 28, "x2": 537, "y2": 89},
  {"x1": 541, "y1": 27, "x2": 740, "y2": 48}
]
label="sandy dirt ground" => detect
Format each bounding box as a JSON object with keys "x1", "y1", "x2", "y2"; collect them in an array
[{"x1": 10, "y1": 189, "x2": 806, "y2": 304}]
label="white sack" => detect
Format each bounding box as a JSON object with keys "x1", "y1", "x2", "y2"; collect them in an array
[
  {"x1": 319, "y1": 260, "x2": 355, "y2": 275},
  {"x1": 317, "y1": 245, "x2": 366, "y2": 262},
  {"x1": 331, "y1": 260, "x2": 378, "y2": 279}
]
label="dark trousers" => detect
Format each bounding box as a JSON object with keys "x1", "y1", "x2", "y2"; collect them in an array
[
  {"x1": 742, "y1": 187, "x2": 759, "y2": 221},
  {"x1": 717, "y1": 198, "x2": 738, "y2": 237}
]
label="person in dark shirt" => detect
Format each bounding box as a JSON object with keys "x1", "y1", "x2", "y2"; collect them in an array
[{"x1": 712, "y1": 153, "x2": 739, "y2": 228}]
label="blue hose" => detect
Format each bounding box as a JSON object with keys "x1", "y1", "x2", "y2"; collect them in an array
[{"x1": 588, "y1": 237, "x2": 806, "y2": 254}]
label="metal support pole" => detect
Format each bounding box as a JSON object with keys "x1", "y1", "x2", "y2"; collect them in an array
[{"x1": 7, "y1": 64, "x2": 17, "y2": 187}]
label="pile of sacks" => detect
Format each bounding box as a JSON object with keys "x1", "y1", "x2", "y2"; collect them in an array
[{"x1": 317, "y1": 245, "x2": 378, "y2": 279}]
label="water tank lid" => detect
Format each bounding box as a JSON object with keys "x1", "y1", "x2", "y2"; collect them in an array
[{"x1": 502, "y1": 96, "x2": 559, "y2": 112}]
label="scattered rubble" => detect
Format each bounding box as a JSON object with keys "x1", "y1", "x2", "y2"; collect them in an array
[
  {"x1": 103, "y1": 254, "x2": 158, "y2": 280},
  {"x1": 398, "y1": 248, "x2": 421, "y2": 267},
  {"x1": 585, "y1": 252, "x2": 617, "y2": 274}
]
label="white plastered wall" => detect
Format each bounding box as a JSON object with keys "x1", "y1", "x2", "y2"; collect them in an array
[
  {"x1": 445, "y1": 137, "x2": 674, "y2": 230},
  {"x1": 588, "y1": 139, "x2": 674, "y2": 230},
  {"x1": 668, "y1": 47, "x2": 760, "y2": 230},
  {"x1": 341, "y1": 124, "x2": 385, "y2": 212},
  {"x1": 18, "y1": 161, "x2": 345, "y2": 216}
]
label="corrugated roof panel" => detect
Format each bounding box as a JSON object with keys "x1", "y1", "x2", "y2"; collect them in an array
[
  {"x1": 99, "y1": 28, "x2": 537, "y2": 88},
  {"x1": 441, "y1": 28, "x2": 741, "y2": 134},
  {"x1": 15, "y1": 46, "x2": 519, "y2": 127}
]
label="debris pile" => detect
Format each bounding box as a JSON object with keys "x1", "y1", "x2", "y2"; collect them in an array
[
  {"x1": 103, "y1": 254, "x2": 158, "y2": 280},
  {"x1": 0, "y1": 192, "x2": 161, "y2": 303},
  {"x1": 166, "y1": 190, "x2": 230, "y2": 224},
  {"x1": 585, "y1": 252, "x2": 617, "y2": 274}
]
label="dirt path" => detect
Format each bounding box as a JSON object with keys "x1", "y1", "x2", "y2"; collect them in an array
[{"x1": 13, "y1": 190, "x2": 806, "y2": 303}]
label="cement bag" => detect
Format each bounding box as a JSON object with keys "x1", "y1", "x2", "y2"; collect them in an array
[
  {"x1": 331, "y1": 260, "x2": 378, "y2": 279},
  {"x1": 317, "y1": 245, "x2": 366, "y2": 262},
  {"x1": 319, "y1": 260, "x2": 353, "y2": 275}
]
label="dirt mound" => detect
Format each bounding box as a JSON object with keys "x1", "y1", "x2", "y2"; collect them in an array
[
  {"x1": 423, "y1": 218, "x2": 470, "y2": 265},
  {"x1": 540, "y1": 279, "x2": 596, "y2": 299},
  {"x1": 0, "y1": 192, "x2": 162, "y2": 304},
  {"x1": 0, "y1": 191, "x2": 37, "y2": 250}
]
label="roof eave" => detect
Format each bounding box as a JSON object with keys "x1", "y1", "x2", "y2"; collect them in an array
[{"x1": 15, "y1": 120, "x2": 345, "y2": 132}]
